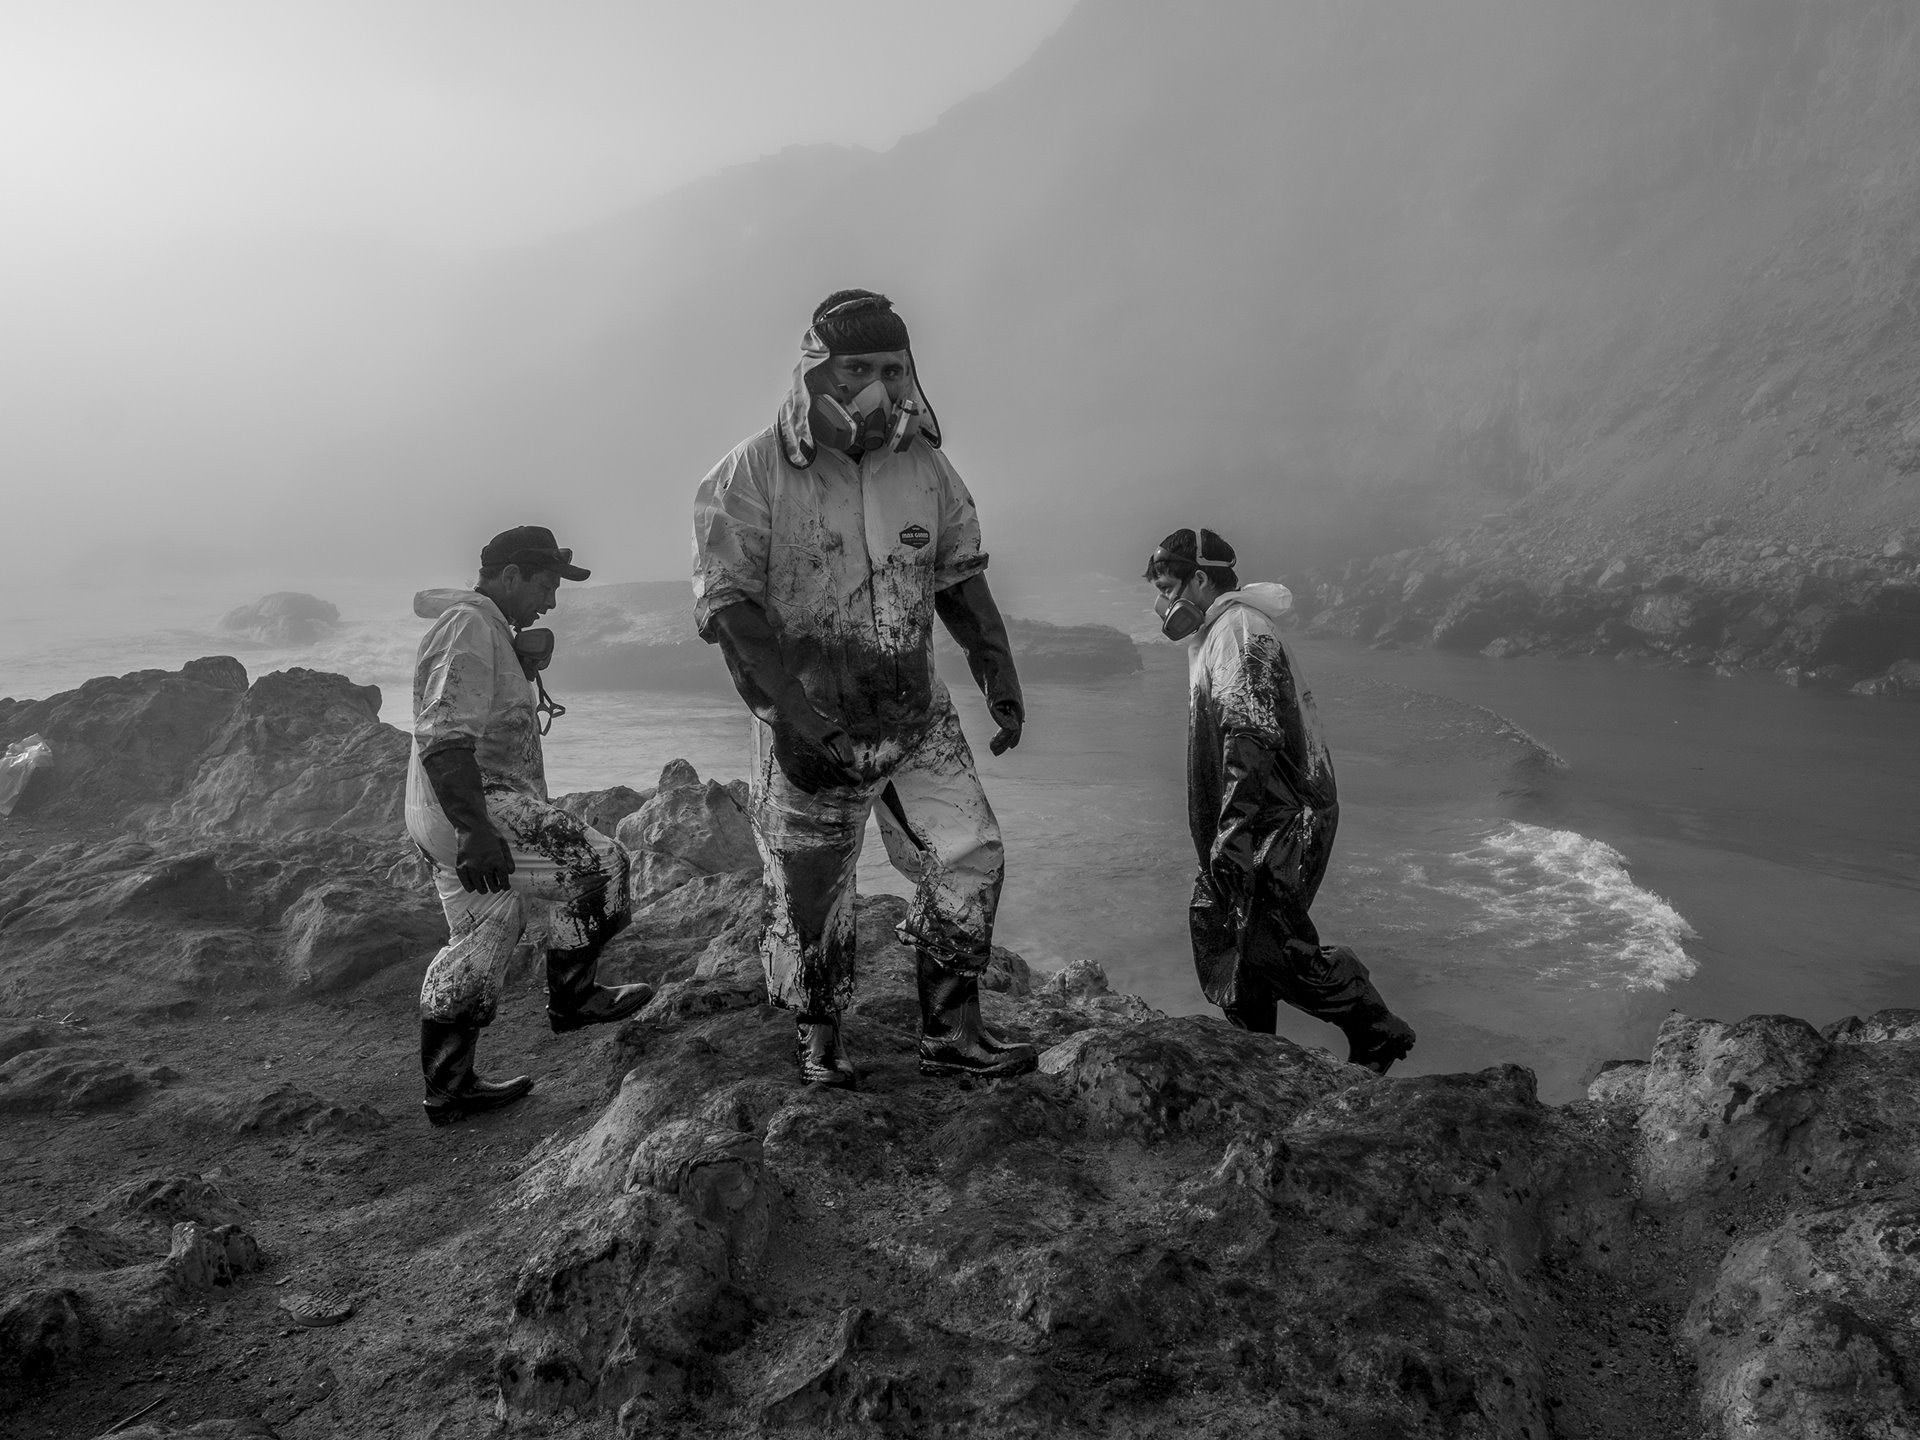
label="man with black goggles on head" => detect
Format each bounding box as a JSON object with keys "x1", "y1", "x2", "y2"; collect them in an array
[
  {"x1": 404, "y1": 525, "x2": 652, "y2": 1126},
  {"x1": 1146, "y1": 526, "x2": 1416, "y2": 1074}
]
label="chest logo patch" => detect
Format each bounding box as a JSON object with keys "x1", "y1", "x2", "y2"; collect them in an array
[{"x1": 898, "y1": 523, "x2": 931, "y2": 551}]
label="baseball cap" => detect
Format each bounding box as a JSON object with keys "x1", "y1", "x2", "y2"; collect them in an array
[{"x1": 479, "y1": 525, "x2": 590, "y2": 582}]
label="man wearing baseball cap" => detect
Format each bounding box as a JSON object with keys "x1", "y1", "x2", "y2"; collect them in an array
[
  {"x1": 692, "y1": 289, "x2": 1034, "y2": 1089},
  {"x1": 404, "y1": 525, "x2": 651, "y2": 1126}
]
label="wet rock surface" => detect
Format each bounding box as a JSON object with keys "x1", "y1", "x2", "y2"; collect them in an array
[{"x1": 4, "y1": 662, "x2": 1917, "y2": 1438}]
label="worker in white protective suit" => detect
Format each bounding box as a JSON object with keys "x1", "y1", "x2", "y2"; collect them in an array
[
  {"x1": 692, "y1": 289, "x2": 1036, "y2": 1088},
  {"x1": 1147, "y1": 526, "x2": 1416, "y2": 1074},
  {"x1": 405, "y1": 525, "x2": 652, "y2": 1125}
]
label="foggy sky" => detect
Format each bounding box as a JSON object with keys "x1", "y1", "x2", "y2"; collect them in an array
[
  {"x1": 0, "y1": 0, "x2": 1073, "y2": 591},
  {"x1": 1, "y1": 1, "x2": 1075, "y2": 256},
  {"x1": 6, "y1": 0, "x2": 1904, "y2": 604}
]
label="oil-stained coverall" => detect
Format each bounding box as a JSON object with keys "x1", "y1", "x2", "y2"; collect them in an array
[
  {"x1": 1185, "y1": 582, "x2": 1412, "y2": 1062},
  {"x1": 691, "y1": 341, "x2": 1008, "y2": 1025},
  {"x1": 406, "y1": 588, "x2": 630, "y2": 1026}
]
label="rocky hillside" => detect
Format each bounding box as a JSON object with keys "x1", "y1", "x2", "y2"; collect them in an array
[
  {"x1": 310, "y1": 0, "x2": 1920, "y2": 587},
  {"x1": 1284, "y1": 505, "x2": 1920, "y2": 693},
  {"x1": 24, "y1": 2, "x2": 1920, "y2": 603},
  {"x1": 4, "y1": 659, "x2": 1919, "y2": 1438}
]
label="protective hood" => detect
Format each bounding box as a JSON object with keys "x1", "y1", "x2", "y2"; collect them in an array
[
  {"x1": 413, "y1": 588, "x2": 502, "y2": 623},
  {"x1": 775, "y1": 324, "x2": 942, "y2": 469},
  {"x1": 1205, "y1": 582, "x2": 1293, "y2": 628}
]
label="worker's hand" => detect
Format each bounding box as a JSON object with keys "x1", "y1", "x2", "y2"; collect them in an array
[
  {"x1": 772, "y1": 711, "x2": 862, "y2": 794},
  {"x1": 988, "y1": 696, "x2": 1024, "y2": 756},
  {"x1": 455, "y1": 826, "x2": 516, "y2": 894}
]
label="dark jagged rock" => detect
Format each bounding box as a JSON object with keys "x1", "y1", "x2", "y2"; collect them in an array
[
  {"x1": 0, "y1": 659, "x2": 435, "y2": 1017},
  {"x1": 552, "y1": 782, "x2": 650, "y2": 838},
  {"x1": 277, "y1": 878, "x2": 443, "y2": 992},
  {"x1": 0, "y1": 657, "x2": 250, "y2": 823},
  {"x1": 162, "y1": 667, "x2": 406, "y2": 839},
  {"x1": 0, "y1": 1172, "x2": 264, "y2": 1391},
  {"x1": 9, "y1": 719, "x2": 1920, "y2": 1438},
  {"x1": 0, "y1": 658, "x2": 405, "y2": 836},
  {"x1": 472, "y1": 775, "x2": 1920, "y2": 1437},
  {"x1": 219, "y1": 592, "x2": 340, "y2": 647},
  {"x1": 161, "y1": 1222, "x2": 262, "y2": 1298},
  {"x1": 617, "y1": 761, "x2": 760, "y2": 904}
]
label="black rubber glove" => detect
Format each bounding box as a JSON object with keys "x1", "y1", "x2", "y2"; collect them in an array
[
  {"x1": 934, "y1": 574, "x2": 1025, "y2": 755},
  {"x1": 1208, "y1": 732, "x2": 1285, "y2": 906},
  {"x1": 422, "y1": 746, "x2": 515, "y2": 894},
  {"x1": 709, "y1": 601, "x2": 860, "y2": 792}
]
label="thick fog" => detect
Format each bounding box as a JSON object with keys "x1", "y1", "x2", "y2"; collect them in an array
[
  {"x1": 0, "y1": 0, "x2": 1074, "y2": 594},
  {"x1": 5, "y1": 0, "x2": 1916, "y2": 601}
]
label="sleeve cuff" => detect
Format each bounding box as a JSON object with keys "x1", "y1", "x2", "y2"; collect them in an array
[{"x1": 932, "y1": 552, "x2": 990, "y2": 592}]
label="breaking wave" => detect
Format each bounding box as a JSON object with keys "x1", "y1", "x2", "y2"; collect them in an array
[{"x1": 1386, "y1": 822, "x2": 1698, "y2": 991}]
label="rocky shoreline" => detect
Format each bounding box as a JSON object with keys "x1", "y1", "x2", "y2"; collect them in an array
[
  {"x1": 1288, "y1": 512, "x2": 1920, "y2": 694},
  {"x1": 1, "y1": 659, "x2": 1916, "y2": 1438}
]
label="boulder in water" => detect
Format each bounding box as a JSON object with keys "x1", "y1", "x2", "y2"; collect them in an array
[
  {"x1": 545, "y1": 581, "x2": 1144, "y2": 691},
  {"x1": 938, "y1": 617, "x2": 1143, "y2": 681},
  {"x1": 219, "y1": 592, "x2": 340, "y2": 646}
]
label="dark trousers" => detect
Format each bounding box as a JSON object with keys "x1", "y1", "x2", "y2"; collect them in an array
[{"x1": 1189, "y1": 873, "x2": 1388, "y2": 1035}]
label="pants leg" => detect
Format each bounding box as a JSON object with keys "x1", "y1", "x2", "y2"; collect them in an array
[
  {"x1": 748, "y1": 720, "x2": 873, "y2": 1015},
  {"x1": 417, "y1": 789, "x2": 632, "y2": 1024},
  {"x1": 420, "y1": 879, "x2": 525, "y2": 1026},
  {"x1": 1241, "y1": 903, "x2": 1386, "y2": 1029},
  {"x1": 872, "y1": 700, "x2": 1004, "y2": 975},
  {"x1": 1189, "y1": 866, "x2": 1387, "y2": 1033}
]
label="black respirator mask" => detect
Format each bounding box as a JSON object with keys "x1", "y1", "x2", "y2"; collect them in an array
[
  {"x1": 1150, "y1": 527, "x2": 1221, "y2": 641},
  {"x1": 811, "y1": 379, "x2": 925, "y2": 455},
  {"x1": 512, "y1": 628, "x2": 567, "y2": 734},
  {"x1": 1154, "y1": 578, "x2": 1208, "y2": 642}
]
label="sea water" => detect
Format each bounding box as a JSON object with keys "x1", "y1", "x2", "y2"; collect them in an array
[{"x1": 4, "y1": 575, "x2": 1916, "y2": 1101}]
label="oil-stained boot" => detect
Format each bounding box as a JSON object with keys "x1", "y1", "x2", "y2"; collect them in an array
[
  {"x1": 1344, "y1": 1007, "x2": 1417, "y2": 1075},
  {"x1": 546, "y1": 944, "x2": 653, "y2": 1033},
  {"x1": 795, "y1": 1013, "x2": 859, "y2": 1088},
  {"x1": 421, "y1": 1019, "x2": 533, "y2": 1127},
  {"x1": 916, "y1": 950, "x2": 1038, "y2": 1079}
]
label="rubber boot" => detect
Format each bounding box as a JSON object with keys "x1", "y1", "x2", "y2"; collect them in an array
[
  {"x1": 1344, "y1": 1007, "x2": 1417, "y2": 1075},
  {"x1": 545, "y1": 944, "x2": 653, "y2": 1034},
  {"x1": 421, "y1": 1019, "x2": 533, "y2": 1127},
  {"x1": 795, "y1": 1013, "x2": 859, "y2": 1089},
  {"x1": 916, "y1": 951, "x2": 1038, "y2": 1079}
]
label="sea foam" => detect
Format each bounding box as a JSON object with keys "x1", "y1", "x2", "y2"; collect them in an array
[{"x1": 1420, "y1": 822, "x2": 1698, "y2": 990}]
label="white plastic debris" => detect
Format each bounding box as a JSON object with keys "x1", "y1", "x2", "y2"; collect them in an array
[{"x1": 0, "y1": 734, "x2": 52, "y2": 818}]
